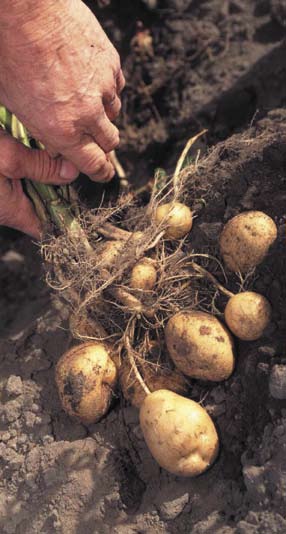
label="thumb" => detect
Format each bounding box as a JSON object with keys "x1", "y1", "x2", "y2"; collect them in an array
[
  {"x1": 0, "y1": 130, "x2": 79, "y2": 184},
  {"x1": 0, "y1": 177, "x2": 42, "y2": 239}
]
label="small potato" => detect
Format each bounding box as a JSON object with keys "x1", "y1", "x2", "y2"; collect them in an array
[
  {"x1": 165, "y1": 311, "x2": 234, "y2": 381},
  {"x1": 120, "y1": 359, "x2": 189, "y2": 408},
  {"x1": 155, "y1": 202, "x2": 193, "y2": 239},
  {"x1": 220, "y1": 211, "x2": 277, "y2": 273},
  {"x1": 56, "y1": 342, "x2": 117, "y2": 424},
  {"x1": 130, "y1": 258, "x2": 157, "y2": 291},
  {"x1": 140, "y1": 389, "x2": 219, "y2": 477},
  {"x1": 225, "y1": 291, "x2": 271, "y2": 341}
]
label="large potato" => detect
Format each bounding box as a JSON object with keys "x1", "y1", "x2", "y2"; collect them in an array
[
  {"x1": 56, "y1": 342, "x2": 117, "y2": 424},
  {"x1": 219, "y1": 211, "x2": 277, "y2": 273},
  {"x1": 225, "y1": 291, "x2": 271, "y2": 341},
  {"x1": 165, "y1": 311, "x2": 234, "y2": 381},
  {"x1": 120, "y1": 359, "x2": 189, "y2": 408},
  {"x1": 140, "y1": 389, "x2": 219, "y2": 477}
]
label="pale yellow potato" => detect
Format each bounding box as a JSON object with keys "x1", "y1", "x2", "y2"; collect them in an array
[
  {"x1": 225, "y1": 291, "x2": 271, "y2": 341},
  {"x1": 130, "y1": 258, "x2": 157, "y2": 291},
  {"x1": 119, "y1": 359, "x2": 189, "y2": 408},
  {"x1": 155, "y1": 202, "x2": 193, "y2": 239},
  {"x1": 140, "y1": 389, "x2": 219, "y2": 477},
  {"x1": 220, "y1": 211, "x2": 277, "y2": 273},
  {"x1": 165, "y1": 311, "x2": 234, "y2": 381},
  {"x1": 56, "y1": 342, "x2": 117, "y2": 424}
]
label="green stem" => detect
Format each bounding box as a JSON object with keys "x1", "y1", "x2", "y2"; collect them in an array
[{"x1": 0, "y1": 105, "x2": 92, "y2": 250}]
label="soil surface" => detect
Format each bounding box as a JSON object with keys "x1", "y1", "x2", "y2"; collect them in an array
[{"x1": 1, "y1": 1, "x2": 286, "y2": 533}]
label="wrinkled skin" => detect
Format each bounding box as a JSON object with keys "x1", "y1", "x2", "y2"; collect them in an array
[{"x1": 0, "y1": 0, "x2": 125, "y2": 236}]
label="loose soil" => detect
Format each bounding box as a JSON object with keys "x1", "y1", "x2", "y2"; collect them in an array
[{"x1": 1, "y1": 1, "x2": 286, "y2": 533}]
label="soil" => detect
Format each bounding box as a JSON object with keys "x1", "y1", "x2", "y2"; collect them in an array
[{"x1": 1, "y1": 1, "x2": 286, "y2": 533}]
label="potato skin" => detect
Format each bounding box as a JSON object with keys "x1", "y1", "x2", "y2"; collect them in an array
[
  {"x1": 140, "y1": 389, "x2": 219, "y2": 477},
  {"x1": 165, "y1": 311, "x2": 234, "y2": 381},
  {"x1": 130, "y1": 259, "x2": 157, "y2": 291},
  {"x1": 119, "y1": 359, "x2": 189, "y2": 408},
  {"x1": 155, "y1": 202, "x2": 193, "y2": 239},
  {"x1": 56, "y1": 342, "x2": 117, "y2": 424},
  {"x1": 225, "y1": 291, "x2": 271, "y2": 341},
  {"x1": 220, "y1": 211, "x2": 277, "y2": 273}
]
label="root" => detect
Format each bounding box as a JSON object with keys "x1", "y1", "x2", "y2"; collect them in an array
[
  {"x1": 109, "y1": 287, "x2": 144, "y2": 314},
  {"x1": 124, "y1": 323, "x2": 151, "y2": 396},
  {"x1": 190, "y1": 262, "x2": 234, "y2": 299},
  {"x1": 92, "y1": 221, "x2": 131, "y2": 241},
  {"x1": 41, "y1": 129, "x2": 235, "y2": 369}
]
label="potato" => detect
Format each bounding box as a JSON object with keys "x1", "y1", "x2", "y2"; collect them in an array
[
  {"x1": 155, "y1": 202, "x2": 193, "y2": 239},
  {"x1": 225, "y1": 291, "x2": 271, "y2": 341},
  {"x1": 120, "y1": 359, "x2": 189, "y2": 408},
  {"x1": 55, "y1": 342, "x2": 117, "y2": 424},
  {"x1": 165, "y1": 310, "x2": 234, "y2": 381},
  {"x1": 130, "y1": 258, "x2": 157, "y2": 291},
  {"x1": 219, "y1": 211, "x2": 277, "y2": 273},
  {"x1": 140, "y1": 389, "x2": 219, "y2": 476}
]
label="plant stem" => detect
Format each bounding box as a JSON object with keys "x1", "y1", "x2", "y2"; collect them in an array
[
  {"x1": 191, "y1": 262, "x2": 234, "y2": 298},
  {"x1": 1, "y1": 105, "x2": 92, "y2": 250},
  {"x1": 173, "y1": 129, "x2": 207, "y2": 194}
]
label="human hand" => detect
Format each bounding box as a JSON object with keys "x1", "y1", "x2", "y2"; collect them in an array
[
  {"x1": 0, "y1": 0, "x2": 125, "y2": 183},
  {"x1": 0, "y1": 130, "x2": 79, "y2": 238}
]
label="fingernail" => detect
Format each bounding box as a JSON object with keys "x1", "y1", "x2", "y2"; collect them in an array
[{"x1": 60, "y1": 160, "x2": 79, "y2": 182}]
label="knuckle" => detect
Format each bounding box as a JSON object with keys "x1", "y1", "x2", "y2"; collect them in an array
[
  {"x1": 112, "y1": 49, "x2": 121, "y2": 71},
  {"x1": 107, "y1": 131, "x2": 120, "y2": 150},
  {"x1": 84, "y1": 153, "x2": 107, "y2": 175},
  {"x1": 111, "y1": 98, "x2": 122, "y2": 115}
]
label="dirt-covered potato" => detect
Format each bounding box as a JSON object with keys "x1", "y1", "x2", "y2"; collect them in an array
[
  {"x1": 55, "y1": 342, "x2": 117, "y2": 424},
  {"x1": 140, "y1": 389, "x2": 219, "y2": 476},
  {"x1": 130, "y1": 258, "x2": 157, "y2": 291},
  {"x1": 120, "y1": 359, "x2": 189, "y2": 408},
  {"x1": 225, "y1": 291, "x2": 271, "y2": 341},
  {"x1": 165, "y1": 310, "x2": 234, "y2": 381},
  {"x1": 155, "y1": 202, "x2": 193, "y2": 239},
  {"x1": 219, "y1": 211, "x2": 277, "y2": 273}
]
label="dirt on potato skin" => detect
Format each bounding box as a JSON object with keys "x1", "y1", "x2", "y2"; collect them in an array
[{"x1": 1, "y1": 1, "x2": 286, "y2": 533}]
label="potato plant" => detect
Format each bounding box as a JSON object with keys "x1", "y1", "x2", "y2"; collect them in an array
[{"x1": 1, "y1": 111, "x2": 277, "y2": 477}]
